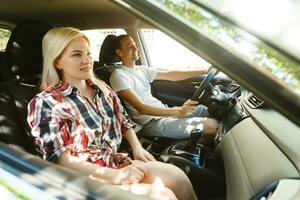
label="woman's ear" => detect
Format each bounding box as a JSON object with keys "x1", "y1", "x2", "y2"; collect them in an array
[{"x1": 54, "y1": 58, "x2": 61, "y2": 70}]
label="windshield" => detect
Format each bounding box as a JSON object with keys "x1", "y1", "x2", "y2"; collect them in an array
[
  {"x1": 147, "y1": 0, "x2": 300, "y2": 95},
  {"x1": 194, "y1": 0, "x2": 300, "y2": 61}
]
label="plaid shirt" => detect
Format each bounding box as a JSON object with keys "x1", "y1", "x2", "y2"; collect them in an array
[{"x1": 27, "y1": 80, "x2": 134, "y2": 169}]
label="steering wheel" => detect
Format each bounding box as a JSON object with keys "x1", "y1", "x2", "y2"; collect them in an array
[{"x1": 191, "y1": 67, "x2": 218, "y2": 101}]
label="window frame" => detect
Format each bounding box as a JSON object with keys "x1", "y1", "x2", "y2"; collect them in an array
[
  {"x1": 114, "y1": 0, "x2": 300, "y2": 127},
  {"x1": 0, "y1": 25, "x2": 13, "y2": 52}
]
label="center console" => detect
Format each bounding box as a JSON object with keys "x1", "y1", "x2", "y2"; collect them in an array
[
  {"x1": 162, "y1": 141, "x2": 206, "y2": 167},
  {"x1": 139, "y1": 135, "x2": 226, "y2": 199}
]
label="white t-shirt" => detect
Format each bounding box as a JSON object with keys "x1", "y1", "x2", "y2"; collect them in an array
[{"x1": 110, "y1": 65, "x2": 166, "y2": 125}]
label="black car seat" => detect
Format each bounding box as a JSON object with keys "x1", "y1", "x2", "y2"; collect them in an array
[
  {"x1": 1, "y1": 20, "x2": 52, "y2": 82},
  {"x1": 94, "y1": 34, "x2": 122, "y2": 84},
  {"x1": 0, "y1": 20, "x2": 53, "y2": 154},
  {"x1": 99, "y1": 34, "x2": 121, "y2": 66}
]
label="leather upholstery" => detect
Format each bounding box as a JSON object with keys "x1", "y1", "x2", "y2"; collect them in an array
[
  {"x1": 1, "y1": 19, "x2": 52, "y2": 82},
  {"x1": 98, "y1": 34, "x2": 120, "y2": 66},
  {"x1": 0, "y1": 81, "x2": 39, "y2": 154},
  {"x1": 94, "y1": 34, "x2": 121, "y2": 84},
  {"x1": 0, "y1": 20, "x2": 52, "y2": 154}
]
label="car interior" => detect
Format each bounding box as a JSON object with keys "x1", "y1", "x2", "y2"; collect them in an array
[{"x1": 0, "y1": 0, "x2": 299, "y2": 200}]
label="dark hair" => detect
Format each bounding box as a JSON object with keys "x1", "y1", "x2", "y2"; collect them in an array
[
  {"x1": 98, "y1": 34, "x2": 130, "y2": 65},
  {"x1": 113, "y1": 34, "x2": 130, "y2": 52}
]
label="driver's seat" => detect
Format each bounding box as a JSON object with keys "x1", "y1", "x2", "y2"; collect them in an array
[
  {"x1": 94, "y1": 34, "x2": 144, "y2": 134},
  {"x1": 94, "y1": 34, "x2": 122, "y2": 85},
  {"x1": 94, "y1": 34, "x2": 181, "y2": 155}
]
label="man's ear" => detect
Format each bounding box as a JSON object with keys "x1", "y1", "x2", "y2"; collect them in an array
[{"x1": 115, "y1": 49, "x2": 122, "y2": 58}]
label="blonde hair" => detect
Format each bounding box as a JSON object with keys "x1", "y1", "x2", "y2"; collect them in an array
[{"x1": 40, "y1": 27, "x2": 90, "y2": 90}]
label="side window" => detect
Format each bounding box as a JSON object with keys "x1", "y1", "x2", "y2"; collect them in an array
[
  {"x1": 140, "y1": 29, "x2": 210, "y2": 70},
  {"x1": 0, "y1": 28, "x2": 12, "y2": 52},
  {"x1": 81, "y1": 29, "x2": 127, "y2": 61}
]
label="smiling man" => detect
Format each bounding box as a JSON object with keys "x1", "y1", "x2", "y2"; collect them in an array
[{"x1": 110, "y1": 34, "x2": 219, "y2": 142}]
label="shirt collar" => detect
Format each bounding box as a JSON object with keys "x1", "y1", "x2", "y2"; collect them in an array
[{"x1": 55, "y1": 79, "x2": 99, "y2": 96}]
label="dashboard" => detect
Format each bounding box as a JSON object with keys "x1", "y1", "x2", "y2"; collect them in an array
[{"x1": 216, "y1": 88, "x2": 300, "y2": 199}]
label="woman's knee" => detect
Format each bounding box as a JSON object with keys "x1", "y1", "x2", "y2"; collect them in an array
[
  {"x1": 168, "y1": 165, "x2": 197, "y2": 200},
  {"x1": 149, "y1": 162, "x2": 191, "y2": 186},
  {"x1": 166, "y1": 164, "x2": 192, "y2": 186},
  {"x1": 117, "y1": 184, "x2": 177, "y2": 200},
  {"x1": 151, "y1": 186, "x2": 178, "y2": 200},
  {"x1": 147, "y1": 162, "x2": 196, "y2": 200}
]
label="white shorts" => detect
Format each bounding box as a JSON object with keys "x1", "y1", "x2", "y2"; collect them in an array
[{"x1": 139, "y1": 105, "x2": 209, "y2": 139}]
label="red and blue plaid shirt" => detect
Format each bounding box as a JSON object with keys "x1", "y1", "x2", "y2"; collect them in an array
[{"x1": 27, "y1": 80, "x2": 134, "y2": 168}]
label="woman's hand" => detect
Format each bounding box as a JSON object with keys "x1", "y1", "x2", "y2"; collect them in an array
[
  {"x1": 123, "y1": 128, "x2": 155, "y2": 162},
  {"x1": 116, "y1": 161, "x2": 148, "y2": 184},
  {"x1": 177, "y1": 99, "x2": 197, "y2": 117},
  {"x1": 133, "y1": 146, "x2": 156, "y2": 162}
]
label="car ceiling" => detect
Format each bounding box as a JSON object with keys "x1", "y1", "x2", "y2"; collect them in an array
[{"x1": 0, "y1": 0, "x2": 142, "y2": 29}]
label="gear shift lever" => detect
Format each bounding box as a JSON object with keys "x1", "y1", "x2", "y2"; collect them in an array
[
  {"x1": 184, "y1": 128, "x2": 203, "y2": 153},
  {"x1": 174, "y1": 128, "x2": 203, "y2": 154},
  {"x1": 167, "y1": 128, "x2": 204, "y2": 167}
]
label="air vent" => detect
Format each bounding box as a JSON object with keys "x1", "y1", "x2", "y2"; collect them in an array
[{"x1": 246, "y1": 93, "x2": 264, "y2": 109}]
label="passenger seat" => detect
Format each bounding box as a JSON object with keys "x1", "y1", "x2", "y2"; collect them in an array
[{"x1": 0, "y1": 20, "x2": 53, "y2": 154}]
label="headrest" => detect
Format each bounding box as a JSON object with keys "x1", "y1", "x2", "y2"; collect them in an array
[
  {"x1": 2, "y1": 19, "x2": 53, "y2": 81},
  {"x1": 99, "y1": 34, "x2": 121, "y2": 66}
]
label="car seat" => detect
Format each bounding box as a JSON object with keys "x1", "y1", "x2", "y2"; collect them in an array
[
  {"x1": 0, "y1": 20, "x2": 53, "y2": 154},
  {"x1": 1, "y1": 19, "x2": 52, "y2": 82},
  {"x1": 94, "y1": 34, "x2": 122, "y2": 84}
]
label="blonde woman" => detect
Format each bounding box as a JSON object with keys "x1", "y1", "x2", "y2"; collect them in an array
[{"x1": 27, "y1": 27, "x2": 197, "y2": 200}]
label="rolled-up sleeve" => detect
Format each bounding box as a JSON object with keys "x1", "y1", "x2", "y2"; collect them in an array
[
  {"x1": 110, "y1": 90, "x2": 135, "y2": 134},
  {"x1": 27, "y1": 96, "x2": 68, "y2": 162}
]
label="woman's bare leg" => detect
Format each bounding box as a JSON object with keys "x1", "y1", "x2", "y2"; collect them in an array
[
  {"x1": 134, "y1": 160, "x2": 198, "y2": 200},
  {"x1": 117, "y1": 183, "x2": 177, "y2": 200}
]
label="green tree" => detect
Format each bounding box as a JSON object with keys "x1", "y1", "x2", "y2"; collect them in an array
[
  {"x1": 154, "y1": 0, "x2": 300, "y2": 93},
  {"x1": 0, "y1": 29, "x2": 11, "y2": 51}
]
